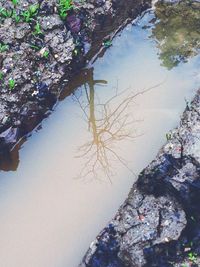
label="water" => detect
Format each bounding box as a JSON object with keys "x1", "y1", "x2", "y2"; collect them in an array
[{"x1": 0, "y1": 6, "x2": 200, "y2": 267}]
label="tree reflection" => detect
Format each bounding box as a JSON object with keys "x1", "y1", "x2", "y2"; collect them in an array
[
  {"x1": 74, "y1": 68, "x2": 158, "y2": 181},
  {"x1": 152, "y1": 0, "x2": 200, "y2": 69}
]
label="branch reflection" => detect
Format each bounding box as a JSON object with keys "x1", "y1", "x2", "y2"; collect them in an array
[{"x1": 74, "y1": 68, "x2": 156, "y2": 182}]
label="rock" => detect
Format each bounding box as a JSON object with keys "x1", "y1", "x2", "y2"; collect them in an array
[
  {"x1": 0, "y1": 19, "x2": 15, "y2": 44},
  {"x1": 67, "y1": 15, "x2": 82, "y2": 33},
  {"x1": 45, "y1": 29, "x2": 75, "y2": 63},
  {"x1": 39, "y1": 15, "x2": 63, "y2": 31},
  {"x1": 15, "y1": 23, "x2": 31, "y2": 40},
  {"x1": 0, "y1": 0, "x2": 151, "y2": 154},
  {"x1": 0, "y1": 127, "x2": 19, "y2": 144},
  {"x1": 79, "y1": 90, "x2": 200, "y2": 266}
]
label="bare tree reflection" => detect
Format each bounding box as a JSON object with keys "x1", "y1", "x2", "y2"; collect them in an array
[{"x1": 73, "y1": 68, "x2": 158, "y2": 182}]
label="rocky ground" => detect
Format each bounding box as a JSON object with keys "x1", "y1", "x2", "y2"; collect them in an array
[
  {"x1": 2, "y1": 1, "x2": 200, "y2": 267},
  {"x1": 79, "y1": 90, "x2": 200, "y2": 267},
  {"x1": 0, "y1": 0, "x2": 150, "y2": 157}
]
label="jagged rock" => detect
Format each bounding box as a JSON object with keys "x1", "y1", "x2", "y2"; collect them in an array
[
  {"x1": 80, "y1": 90, "x2": 200, "y2": 266},
  {"x1": 0, "y1": 0, "x2": 151, "y2": 153}
]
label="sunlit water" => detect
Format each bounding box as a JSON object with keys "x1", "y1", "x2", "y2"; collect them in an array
[{"x1": 0, "y1": 8, "x2": 200, "y2": 267}]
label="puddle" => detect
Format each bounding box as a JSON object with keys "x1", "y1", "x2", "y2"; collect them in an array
[{"x1": 0, "y1": 4, "x2": 199, "y2": 267}]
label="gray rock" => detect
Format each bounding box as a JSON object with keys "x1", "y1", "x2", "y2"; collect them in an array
[
  {"x1": 79, "y1": 90, "x2": 200, "y2": 266},
  {"x1": 0, "y1": 0, "x2": 152, "y2": 170},
  {"x1": 39, "y1": 15, "x2": 63, "y2": 31}
]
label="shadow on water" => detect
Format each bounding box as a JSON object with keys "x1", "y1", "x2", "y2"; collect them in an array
[{"x1": 0, "y1": 0, "x2": 200, "y2": 172}]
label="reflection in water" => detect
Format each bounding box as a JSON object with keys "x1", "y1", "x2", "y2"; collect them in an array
[
  {"x1": 1, "y1": 2, "x2": 200, "y2": 172},
  {"x1": 0, "y1": 7, "x2": 199, "y2": 267},
  {"x1": 74, "y1": 69, "x2": 135, "y2": 181},
  {"x1": 73, "y1": 68, "x2": 161, "y2": 181},
  {"x1": 152, "y1": 0, "x2": 200, "y2": 69}
]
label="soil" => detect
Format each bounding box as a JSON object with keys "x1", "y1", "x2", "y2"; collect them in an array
[{"x1": 0, "y1": 0, "x2": 151, "y2": 157}]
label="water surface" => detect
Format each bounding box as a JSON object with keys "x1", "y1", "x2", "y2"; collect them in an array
[{"x1": 0, "y1": 6, "x2": 200, "y2": 267}]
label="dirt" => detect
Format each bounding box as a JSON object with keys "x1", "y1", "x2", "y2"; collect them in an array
[{"x1": 0, "y1": 0, "x2": 151, "y2": 157}]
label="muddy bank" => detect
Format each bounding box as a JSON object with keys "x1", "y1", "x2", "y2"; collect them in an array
[
  {"x1": 79, "y1": 88, "x2": 200, "y2": 267},
  {"x1": 0, "y1": 0, "x2": 151, "y2": 156}
]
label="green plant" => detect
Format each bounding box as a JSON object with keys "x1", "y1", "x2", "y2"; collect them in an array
[
  {"x1": 21, "y1": 11, "x2": 31, "y2": 22},
  {"x1": 43, "y1": 50, "x2": 49, "y2": 58},
  {"x1": 58, "y1": 0, "x2": 74, "y2": 19},
  {"x1": 30, "y1": 44, "x2": 41, "y2": 51},
  {"x1": 21, "y1": 4, "x2": 39, "y2": 22},
  {"x1": 29, "y1": 4, "x2": 39, "y2": 15},
  {"x1": 0, "y1": 72, "x2": 3, "y2": 81},
  {"x1": 0, "y1": 3, "x2": 39, "y2": 24},
  {"x1": 8, "y1": 79, "x2": 15, "y2": 90},
  {"x1": 73, "y1": 48, "x2": 78, "y2": 56},
  {"x1": 11, "y1": 0, "x2": 18, "y2": 6},
  {"x1": 0, "y1": 8, "x2": 13, "y2": 18},
  {"x1": 0, "y1": 43, "x2": 9, "y2": 53},
  {"x1": 188, "y1": 252, "x2": 197, "y2": 263},
  {"x1": 12, "y1": 10, "x2": 21, "y2": 23},
  {"x1": 33, "y1": 22, "x2": 42, "y2": 35},
  {"x1": 103, "y1": 40, "x2": 112, "y2": 48}
]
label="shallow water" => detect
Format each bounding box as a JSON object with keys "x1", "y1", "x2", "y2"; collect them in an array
[{"x1": 0, "y1": 7, "x2": 200, "y2": 267}]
